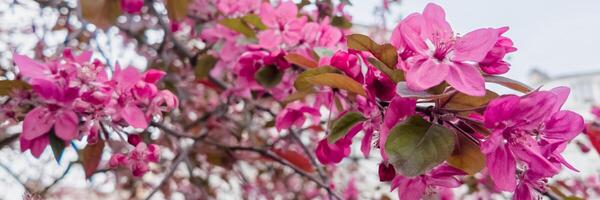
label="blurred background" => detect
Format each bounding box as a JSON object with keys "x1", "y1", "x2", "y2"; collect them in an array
[{"x1": 1, "y1": 0, "x2": 600, "y2": 199}]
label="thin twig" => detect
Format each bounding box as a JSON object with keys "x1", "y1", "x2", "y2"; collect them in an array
[
  {"x1": 144, "y1": 147, "x2": 191, "y2": 200},
  {"x1": 40, "y1": 161, "x2": 77, "y2": 195}
]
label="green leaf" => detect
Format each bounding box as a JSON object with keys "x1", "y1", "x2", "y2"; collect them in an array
[
  {"x1": 219, "y1": 18, "x2": 256, "y2": 38},
  {"x1": 80, "y1": 140, "x2": 105, "y2": 178},
  {"x1": 255, "y1": 65, "x2": 283, "y2": 88},
  {"x1": 305, "y1": 73, "x2": 366, "y2": 96},
  {"x1": 385, "y1": 116, "x2": 456, "y2": 177},
  {"x1": 347, "y1": 34, "x2": 398, "y2": 68},
  {"x1": 49, "y1": 131, "x2": 66, "y2": 163},
  {"x1": 0, "y1": 80, "x2": 30, "y2": 96},
  {"x1": 294, "y1": 66, "x2": 340, "y2": 91},
  {"x1": 241, "y1": 14, "x2": 267, "y2": 30},
  {"x1": 194, "y1": 54, "x2": 218, "y2": 80},
  {"x1": 331, "y1": 16, "x2": 352, "y2": 29},
  {"x1": 484, "y1": 75, "x2": 532, "y2": 93},
  {"x1": 366, "y1": 57, "x2": 404, "y2": 83},
  {"x1": 166, "y1": 0, "x2": 191, "y2": 21},
  {"x1": 328, "y1": 112, "x2": 366, "y2": 143}
]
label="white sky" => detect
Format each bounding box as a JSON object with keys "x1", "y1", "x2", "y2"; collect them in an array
[{"x1": 348, "y1": 0, "x2": 600, "y2": 83}]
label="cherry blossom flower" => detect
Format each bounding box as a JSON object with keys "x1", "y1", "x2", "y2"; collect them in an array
[
  {"x1": 257, "y1": 1, "x2": 307, "y2": 50},
  {"x1": 482, "y1": 87, "x2": 584, "y2": 192},
  {"x1": 390, "y1": 3, "x2": 502, "y2": 96},
  {"x1": 391, "y1": 164, "x2": 465, "y2": 200}
]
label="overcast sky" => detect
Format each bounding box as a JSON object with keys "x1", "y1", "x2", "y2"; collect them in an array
[{"x1": 348, "y1": 0, "x2": 600, "y2": 83}]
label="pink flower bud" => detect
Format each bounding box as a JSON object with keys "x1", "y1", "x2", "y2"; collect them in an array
[
  {"x1": 378, "y1": 162, "x2": 396, "y2": 182},
  {"x1": 109, "y1": 153, "x2": 128, "y2": 168},
  {"x1": 127, "y1": 134, "x2": 142, "y2": 146}
]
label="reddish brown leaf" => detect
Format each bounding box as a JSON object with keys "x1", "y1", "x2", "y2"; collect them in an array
[
  {"x1": 284, "y1": 53, "x2": 318, "y2": 69},
  {"x1": 80, "y1": 0, "x2": 121, "y2": 29},
  {"x1": 80, "y1": 140, "x2": 105, "y2": 178},
  {"x1": 272, "y1": 148, "x2": 315, "y2": 173}
]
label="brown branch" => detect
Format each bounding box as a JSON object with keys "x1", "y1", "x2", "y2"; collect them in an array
[
  {"x1": 40, "y1": 161, "x2": 77, "y2": 195},
  {"x1": 0, "y1": 134, "x2": 19, "y2": 149},
  {"x1": 143, "y1": 146, "x2": 191, "y2": 200}
]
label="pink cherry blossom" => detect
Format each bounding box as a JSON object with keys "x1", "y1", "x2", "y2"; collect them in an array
[
  {"x1": 391, "y1": 164, "x2": 465, "y2": 200},
  {"x1": 390, "y1": 3, "x2": 502, "y2": 96},
  {"x1": 257, "y1": 1, "x2": 307, "y2": 50},
  {"x1": 482, "y1": 87, "x2": 584, "y2": 192},
  {"x1": 275, "y1": 103, "x2": 321, "y2": 132}
]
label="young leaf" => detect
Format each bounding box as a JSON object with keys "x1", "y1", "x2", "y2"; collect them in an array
[
  {"x1": 294, "y1": 66, "x2": 340, "y2": 91},
  {"x1": 447, "y1": 133, "x2": 485, "y2": 175},
  {"x1": 255, "y1": 65, "x2": 283, "y2": 88},
  {"x1": 80, "y1": 0, "x2": 121, "y2": 29},
  {"x1": 331, "y1": 16, "x2": 352, "y2": 29},
  {"x1": 347, "y1": 34, "x2": 398, "y2": 68},
  {"x1": 272, "y1": 148, "x2": 315, "y2": 173},
  {"x1": 305, "y1": 73, "x2": 366, "y2": 96},
  {"x1": 166, "y1": 0, "x2": 191, "y2": 21},
  {"x1": 80, "y1": 140, "x2": 105, "y2": 178},
  {"x1": 385, "y1": 115, "x2": 456, "y2": 177},
  {"x1": 366, "y1": 57, "x2": 404, "y2": 83},
  {"x1": 194, "y1": 54, "x2": 218, "y2": 80},
  {"x1": 241, "y1": 14, "x2": 267, "y2": 30},
  {"x1": 284, "y1": 53, "x2": 318, "y2": 69},
  {"x1": 0, "y1": 80, "x2": 30, "y2": 96},
  {"x1": 219, "y1": 18, "x2": 256, "y2": 38},
  {"x1": 484, "y1": 75, "x2": 532, "y2": 93},
  {"x1": 328, "y1": 112, "x2": 366, "y2": 143},
  {"x1": 444, "y1": 90, "x2": 498, "y2": 114},
  {"x1": 49, "y1": 131, "x2": 66, "y2": 163}
]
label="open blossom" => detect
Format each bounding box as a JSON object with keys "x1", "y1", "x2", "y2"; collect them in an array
[
  {"x1": 481, "y1": 87, "x2": 584, "y2": 193},
  {"x1": 275, "y1": 103, "x2": 320, "y2": 132},
  {"x1": 391, "y1": 164, "x2": 465, "y2": 200},
  {"x1": 302, "y1": 17, "x2": 343, "y2": 48},
  {"x1": 257, "y1": 1, "x2": 307, "y2": 50},
  {"x1": 109, "y1": 142, "x2": 160, "y2": 177},
  {"x1": 391, "y1": 3, "x2": 506, "y2": 96}
]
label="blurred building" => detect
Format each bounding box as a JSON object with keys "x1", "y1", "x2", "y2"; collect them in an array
[{"x1": 529, "y1": 69, "x2": 600, "y2": 120}]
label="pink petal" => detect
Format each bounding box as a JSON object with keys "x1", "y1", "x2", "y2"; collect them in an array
[
  {"x1": 54, "y1": 110, "x2": 79, "y2": 141},
  {"x1": 485, "y1": 144, "x2": 517, "y2": 191},
  {"x1": 275, "y1": 1, "x2": 298, "y2": 24},
  {"x1": 384, "y1": 96, "x2": 417, "y2": 129},
  {"x1": 257, "y1": 30, "x2": 282, "y2": 50},
  {"x1": 12, "y1": 53, "x2": 47, "y2": 79},
  {"x1": 514, "y1": 182, "x2": 534, "y2": 200},
  {"x1": 484, "y1": 95, "x2": 520, "y2": 129},
  {"x1": 544, "y1": 110, "x2": 584, "y2": 142},
  {"x1": 259, "y1": 3, "x2": 277, "y2": 28},
  {"x1": 422, "y1": 3, "x2": 453, "y2": 45},
  {"x1": 406, "y1": 59, "x2": 449, "y2": 91},
  {"x1": 121, "y1": 103, "x2": 148, "y2": 129},
  {"x1": 550, "y1": 86, "x2": 570, "y2": 111},
  {"x1": 115, "y1": 66, "x2": 142, "y2": 90},
  {"x1": 20, "y1": 136, "x2": 49, "y2": 158},
  {"x1": 517, "y1": 91, "x2": 557, "y2": 128},
  {"x1": 446, "y1": 63, "x2": 485, "y2": 96},
  {"x1": 511, "y1": 139, "x2": 560, "y2": 177},
  {"x1": 452, "y1": 28, "x2": 499, "y2": 62},
  {"x1": 397, "y1": 178, "x2": 427, "y2": 200},
  {"x1": 30, "y1": 79, "x2": 61, "y2": 100},
  {"x1": 398, "y1": 14, "x2": 428, "y2": 54},
  {"x1": 143, "y1": 69, "x2": 166, "y2": 84},
  {"x1": 361, "y1": 128, "x2": 373, "y2": 157},
  {"x1": 22, "y1": 107, "x2": 54, "y2": 140}
]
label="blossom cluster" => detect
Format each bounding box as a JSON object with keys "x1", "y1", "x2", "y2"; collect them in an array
[
  {"x1": 8, "y1": 49, "x2": 176, "y2": 176},
  {"x1": 0, "y1": 0, "x2": 588, "y2": 199}
]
